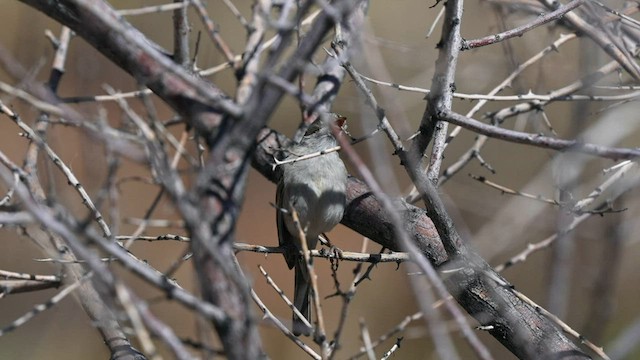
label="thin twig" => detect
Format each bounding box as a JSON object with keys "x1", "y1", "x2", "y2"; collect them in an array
[
  {"x1": 117, "y1": 2, "x2": 188, "y2": 16},
  {"x1": 443, "y1": 110, "x2": 640, "y2": 160},
  {"x1": 463, "y1": 0, "x2": 585, "y2": 49},
  {"x1": 190, "y1": 0, "x2": 236, "y2": 62},
  {"x1": 0, "y1": 102, "x2": 112, "y2": 237},
  {"x1": 0, "y1": 273, "x2": 89, "y2": 336},
  {"x1": 290, "y1": 205, "x2": 329, "y2": 357}
]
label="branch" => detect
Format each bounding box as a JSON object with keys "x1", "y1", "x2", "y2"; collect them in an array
[
  {"x1": 409, "y1": 0, "x2": 464, "y2": 183},
  {"x1": 20, "y1": 0, "x2": 241, "y2": 137},
  {"x1": 252, "y1": 125, "x2": 592, "y2": 359},
  {"x1": 443, "y1": 110, "x2": 640, "y2": 160},
  {"x1": 462, "y1": 0, "x2": 585, "y2": 50}
]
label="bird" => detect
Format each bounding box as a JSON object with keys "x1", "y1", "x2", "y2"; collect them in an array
[{"x1": 276, "y1": 113, "x2": 348, "y2": 336}]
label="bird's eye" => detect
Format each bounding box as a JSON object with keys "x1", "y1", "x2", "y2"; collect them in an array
[{"x1": 304, "y1": 124, "x2": 320, "y2": 136}]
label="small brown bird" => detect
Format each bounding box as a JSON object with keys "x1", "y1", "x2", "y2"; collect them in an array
[{"x1": 276, "y1": 114, "x2": 348, "y2": 336}]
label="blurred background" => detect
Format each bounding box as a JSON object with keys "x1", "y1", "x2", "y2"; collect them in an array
[{"x1": 1, "y1": 0, "x2": 640, "y2": 359}]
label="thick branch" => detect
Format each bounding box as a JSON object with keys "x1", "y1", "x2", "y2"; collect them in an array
[
  {"x1": 253, "y1": 126, "x2": 591, "y2": 359},
  {"x1": 409, "y1": 0, "x2": 464, "y2": 175},
  {"x1": 20, "y1": 0, "x2": 239, "y2": 137}
]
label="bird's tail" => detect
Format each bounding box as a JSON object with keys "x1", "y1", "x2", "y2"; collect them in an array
[{"x1": 292, "y1": 260, "x2": 312, "y2": 336}]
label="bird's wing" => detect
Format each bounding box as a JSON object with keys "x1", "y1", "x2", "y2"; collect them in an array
[{"x1": 276, "y1": 180, "x2": 297, "y2": 269}]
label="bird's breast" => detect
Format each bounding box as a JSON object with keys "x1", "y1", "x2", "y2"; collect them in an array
[{"x1": 281, "y1": 154, "x2": 347, "y2": 239}]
